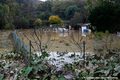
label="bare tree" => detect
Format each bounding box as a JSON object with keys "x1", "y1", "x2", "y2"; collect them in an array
[
  {"x1": 94, "y1": 32, "x2": 120, "y2": 58},
  {"x1": 69, "y1": 30, "x2": 83, "y2": 53},
  {"x1": 21, "y1": 27, "x2": 52, "y2": 53}
]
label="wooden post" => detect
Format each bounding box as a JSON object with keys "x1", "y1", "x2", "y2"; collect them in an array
[
  {"x1": 29, "y1": 40, "x2": 32, "y2": 65},
  {"x1": 83, "y1": 41, "x2": 85, "y2": 60},
  {"x1": 83, "y1": 41, "x2": 86, "y2": 66}
]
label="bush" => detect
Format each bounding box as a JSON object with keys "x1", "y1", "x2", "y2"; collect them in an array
[
  {"x1": 4, "y1": 23, "x2": 14, "y2": 29},
  {"x1": 49, "y1": 15, "x2": 63, "y2": 25},
  {"x1": 34, "y1": 18, "x2": 42, "y2": 28}
]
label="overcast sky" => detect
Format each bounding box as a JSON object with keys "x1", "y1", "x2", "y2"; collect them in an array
[{"x1": 39, "y1": 0, "x2": 47, "y2": 2}]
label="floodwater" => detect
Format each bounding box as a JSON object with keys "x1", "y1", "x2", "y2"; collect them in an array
[
  {"x1": 0, "y1": 30, "x2": 13, "y2": 52},
  {"x1": 0, "y1": 29, "x2": 93, "y2": 52},
  {"x1": 17, "y1": 29, "x2": 93, "y2": 52}
]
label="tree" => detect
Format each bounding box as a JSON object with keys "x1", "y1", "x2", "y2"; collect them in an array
[
  {"x1": 0, "y1": 0, "x2": 89, "y2": 29},
  {"x1": 49, "y1": 15, "x2": 63, "y2": 24},
  {"x1": 0, "y1": 4, "x2": 15, "y2": 29},
  {"x1": 65, "y1": 5, "x2": 79, "y2": 19},
  {"x1": 37, "y1": 0, "x2": 52, "y2": 12},
  {"x1": 70, "y1": 12, "x2": 82, "y2": 25},
  {"x1": 51, "y1": 0, "x2": 74, "y2": 19},
  {"x1": 0, "y1": 4, "x2": 5, "y2": 29},
  {"x1": 0, "y1": 0, "x2": 20, "y2": 29},
  {"x1": 88, "y1": 1, "x2": 120, "y2": 33},
  {"x1": 37, "y1": 0, "x2": 52, "y2": 20},
  {"x1": 51, "y1": 0, "x2": 85, "y2": 19},
  {"x1": 14, "y1": 17, "x2": 29, "y2": 29},
  {"x1": 34, "y1": 18, "x2": 42, "y2": 28},
  {"x1": 37, "y1": 12, "x2": 51, "y2": 20}
]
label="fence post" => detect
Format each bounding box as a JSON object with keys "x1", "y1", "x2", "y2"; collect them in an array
[
  {"x1": 29, "y1": 40, "x2": 32, "y2": 65},
  {"x1": 83, "y1": 41, "x2": 86, "y2": 66}
]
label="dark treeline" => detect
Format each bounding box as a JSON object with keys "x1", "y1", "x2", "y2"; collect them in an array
[
  {"x1": 0, "y1": 0, "x2": 40, "y2": 29},
  {"x1": 0, "y1": 0, "x2": 120, "y2": 32},
  {"x1": 88, "y1": 0, "x2": 120, "y2": 33},
  {"x1": 0, "y1": 0, "x2": 87, "y2": 29}
]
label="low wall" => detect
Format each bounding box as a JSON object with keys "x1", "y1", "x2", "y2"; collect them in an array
[{"x1": 11, "y1": 30, "x2": 30, "y2": 64}]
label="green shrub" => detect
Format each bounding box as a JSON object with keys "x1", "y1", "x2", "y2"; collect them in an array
[
  {"x1": 34, "y1": 18, "x2": 42, "y2": 28},
  {"x1": 4, "y1": 23, "x2": 14, "y2": 29}
]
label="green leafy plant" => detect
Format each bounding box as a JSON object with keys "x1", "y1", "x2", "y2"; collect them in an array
[
  {"x1": 0, "y1": 74, "x2": 4, "y2": 80},
  {"x1": 21, "y1": 67, "x2": 33, "y2": 77}
]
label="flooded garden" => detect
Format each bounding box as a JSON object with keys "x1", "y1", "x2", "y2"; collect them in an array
[
  {"x1": 0, "y1": 0, "x2": 120, "y2": 79},
  {"x1": 0, "y1": 29, "x2": 120, "y2": 80}
]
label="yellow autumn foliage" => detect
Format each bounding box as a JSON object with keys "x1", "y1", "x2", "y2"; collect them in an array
[{"x1": 49, "y1": 15, "x2": 63, "y2": 24}]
